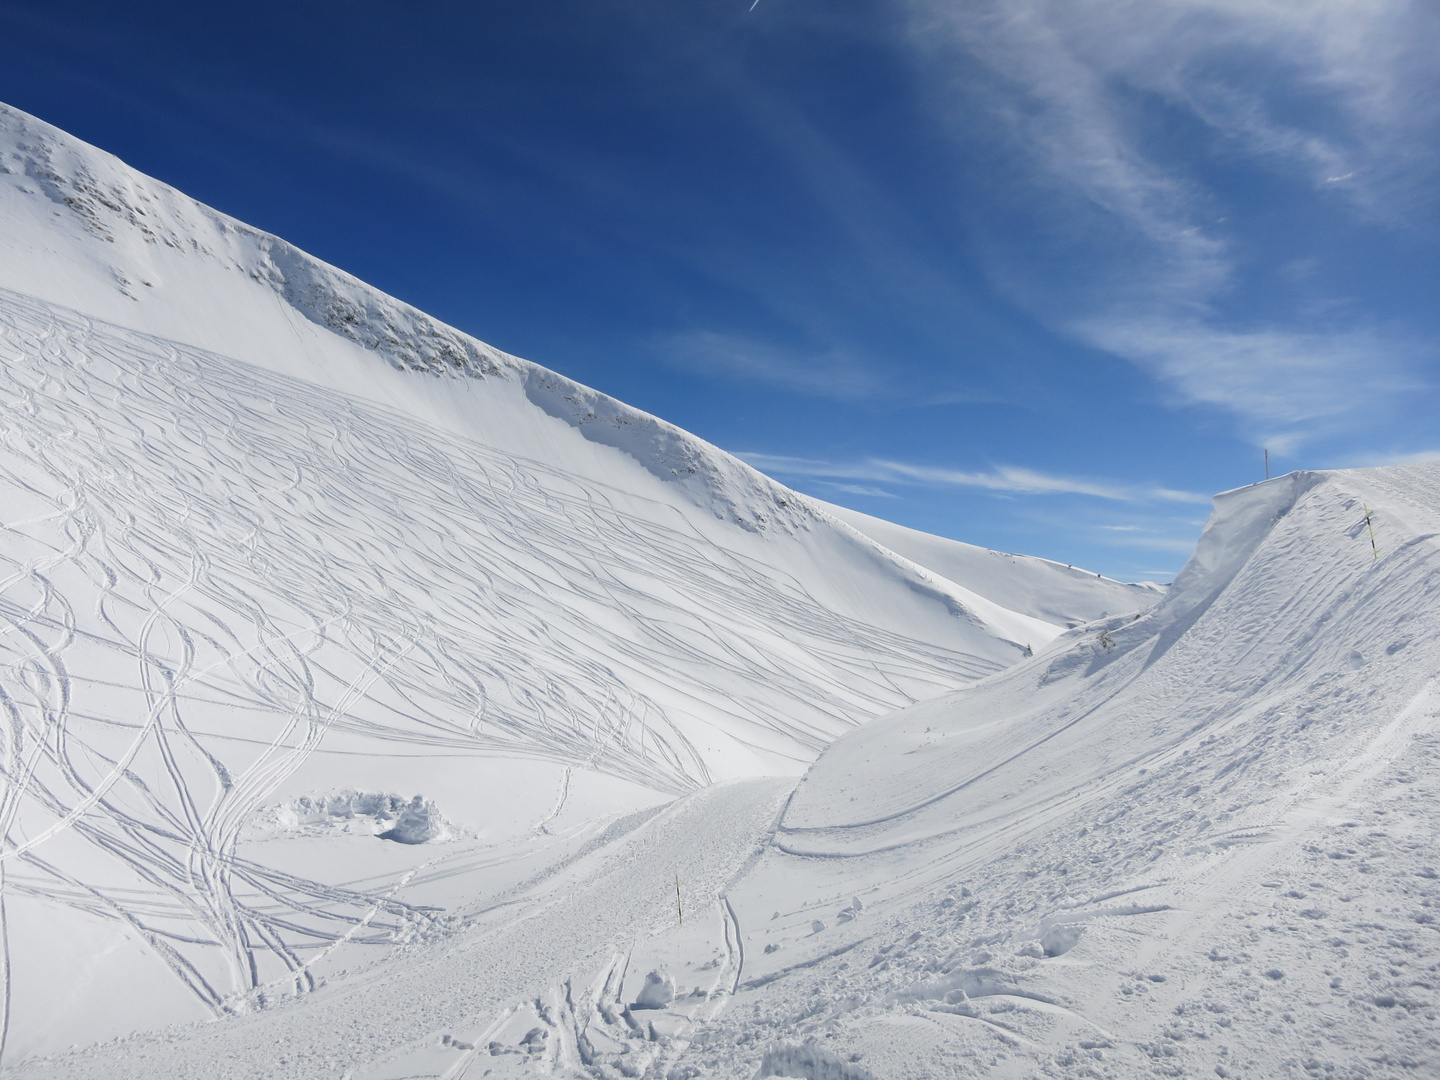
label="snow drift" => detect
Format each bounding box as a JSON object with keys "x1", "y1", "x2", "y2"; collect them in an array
[{"x1": 714, "y1": 461, "x2": 1440, "y2": 1078}]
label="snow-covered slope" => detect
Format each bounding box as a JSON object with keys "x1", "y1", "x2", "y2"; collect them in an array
[
  {"x1": 815, "y1": 499, "x2": 1163, "y2": 629},
  {"x1": 714, "y1": 462, "x2": 1440, "y2": 1078},
  {"x1": 17, "y1": 461, "x2": 1438, "y2": 1080},
  {"x1": 0, "y1": 102, "x2": 1150, "y2": 1063}
]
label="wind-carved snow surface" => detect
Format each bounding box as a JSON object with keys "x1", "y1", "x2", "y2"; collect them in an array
[{"x1": 0, "y1": 102, "x2": 1158, "y2": 1067}]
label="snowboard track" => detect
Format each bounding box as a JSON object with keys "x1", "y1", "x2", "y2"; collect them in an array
[{"x1": 0, "y1": 289, "x2": 999, "y2": 1028}]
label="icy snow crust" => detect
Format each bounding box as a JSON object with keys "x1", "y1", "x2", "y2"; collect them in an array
[{"x1": 4, "y1": 100, "x2": 1437, "y2": 1078}]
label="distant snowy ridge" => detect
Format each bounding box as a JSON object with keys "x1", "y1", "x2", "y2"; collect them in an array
[{"x1": 814, "y1": 498, "x2": 1161, "y2": 628}]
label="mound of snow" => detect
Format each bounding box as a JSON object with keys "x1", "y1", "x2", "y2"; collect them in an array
[
  {"x1": 632, "y1": 969, "x2": 676, "y2": 1009},
  {"x1": 250, "y1": 792, "x2": 458, "y2": 844},
  {"x1": 711, "y1": 460, "x2": 1440, "y2": 1078}
]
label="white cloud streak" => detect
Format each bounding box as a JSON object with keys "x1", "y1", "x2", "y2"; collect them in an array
[
  {"x1": 902, "y1": 0, "x2": 1439, "y2": 445},
  {"x1": 657, "y1": 330, "x2": 885, "y2": 400},
  {"x1": 656, "y1": 331, "x2": 1004, "y2": 404},
  {"x1": 1103, "y1": 534, "x2": 1206, "y2": 553},
  {"x1": 739, "y1": 452, "x2": 1208, "y2": 503},
  {"x1": 1077, "y1": 318, "x2": 1425, "y2": 448},
  {"x1": 818, "y1": 482, "x2": 900, "y2": 498},
  {"x1": 1343, "y1": 447, "x2": 1440, "y2": 468}
]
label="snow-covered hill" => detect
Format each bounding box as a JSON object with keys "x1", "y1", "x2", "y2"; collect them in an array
[
  {"x1": 17, "y1": 460, "x2": 1439, "y2": 1080},
  {"x1": 712, "y1": 462, "x2": 1440, "y2": 1078},
  {"x1": 0, "y1": 102, "x2": 1152, "y2": 1064},
  {"x1": 816, "y1": 499, "x2": 1161, "y2": 630},
  {"x1": 17, "y1": 101, "x2": 1433, "y2": 1080}
]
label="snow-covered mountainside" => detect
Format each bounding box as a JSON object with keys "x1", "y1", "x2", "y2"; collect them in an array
[
  {"x1": 714, "y1": 464, "x2": 1440, "y2": 1079},
  {"x1": 17, "y1": 458, "x2": 1439, "y2": 1080},
  {"x1": 816, "y1": 500, "x2": 1162, "y2": 630},
  {"x1": 0, "y1": 102, "x2": 1152, "y2": 1065},
  {"x1": 13, "y1": 102, "x2": 1435, "y2": 1080}
]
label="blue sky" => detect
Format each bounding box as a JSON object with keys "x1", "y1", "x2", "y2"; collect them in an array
[{"x1": 2, "y1": 0, "x2": 1437, "y2": 580}]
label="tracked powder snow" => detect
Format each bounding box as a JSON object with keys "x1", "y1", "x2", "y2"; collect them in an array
[{"x1": 0, "y1": 102, "x2": 1437, "y2": 1079}]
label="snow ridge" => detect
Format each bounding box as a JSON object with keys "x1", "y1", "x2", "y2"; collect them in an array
[{"x1": 0, "y1": 102, "x2": 811, "y2": 535}]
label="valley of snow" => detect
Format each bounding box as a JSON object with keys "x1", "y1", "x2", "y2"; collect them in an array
[{"x1": 2, "y1": 102, "x2": 1437, "y2": 1080}]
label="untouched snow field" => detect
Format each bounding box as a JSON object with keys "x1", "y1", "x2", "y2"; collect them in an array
[{"x1": 2, "y1": 101, "x2": 1437, "y2": 1080}]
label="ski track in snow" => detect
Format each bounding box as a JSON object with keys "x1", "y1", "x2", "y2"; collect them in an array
[
  {"x1": 2, "y1": 97, "x2": 1439, "y2": 1079},
  {"x1": 11, "y1": 463, "x2": 1437, "y2": 1080},
  {"x1": 11, "y1": 778, "x2": 796, "y2": 1080},
  {"x1": 0, "y1": 289, "x2": 998, "y2": 1036}
]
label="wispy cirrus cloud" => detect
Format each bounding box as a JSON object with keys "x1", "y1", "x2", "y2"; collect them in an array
[
  {"x1": 739, "y1": 452, "x2": 1208, "y2": 504},
  {"x1": 901, "y1": 0, "x2": 1440, "y2": 447},
  {"x1": 818, "y1": 482, "x2": 899, "y2": 498},
  {"x1": 1077, "y1": 318, "x2": 1426, "y2": 451},
  {"x1": 1103, "y1": 534, "x2": 1205, "y2": 554},
  {"x1": 655, "y1": 330, "x2": 885, "y2": 400},
  {"x1": 655, "y1": 330, "x2": 1003, "y2": 405}
]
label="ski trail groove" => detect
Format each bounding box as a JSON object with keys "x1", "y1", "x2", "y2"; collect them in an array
[{"x1": 0, "y1": 289, "x2": 1004, "y2": 1038}]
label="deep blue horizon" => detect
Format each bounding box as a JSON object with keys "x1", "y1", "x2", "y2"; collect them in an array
[{"x1": 3, "y1": 0, "x2": 1437, "y2": 580}]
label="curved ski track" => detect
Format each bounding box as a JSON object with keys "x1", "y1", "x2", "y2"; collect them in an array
[{"x1": 0, "y1": 290, "x2": 996, "y2": 1023}]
